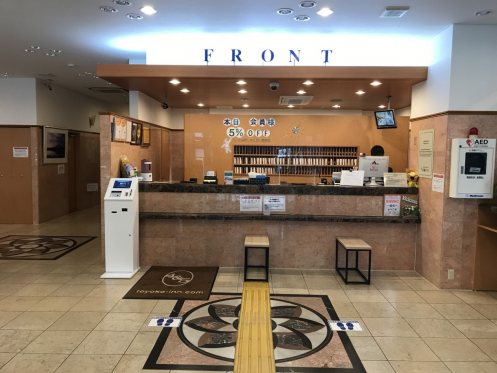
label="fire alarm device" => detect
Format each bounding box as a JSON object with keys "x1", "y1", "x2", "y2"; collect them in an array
[{"x1": 449, "y1": 138, "x2": 495, "y2": 199}]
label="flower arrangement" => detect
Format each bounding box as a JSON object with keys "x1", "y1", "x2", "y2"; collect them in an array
[{"x1": 402, "y1": 205, "x2": 421, "y2": 218}]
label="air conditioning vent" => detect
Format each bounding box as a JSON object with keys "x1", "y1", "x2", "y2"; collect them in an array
[
  {"x1": 88, "y1": 87, "x2": 128, "y2": 94},
  {"x1": 216, "y1": 106, "x2": 233, "y2": 109},
  {"x1": 380, "y1": 6, "x2": 409, "y2": 18},
  {"x1": 37, "y1": 73, "x2": 57, "y2": 78},
  {"x1": 279, "y1": 96, "x2": 313, "y2": 105}
]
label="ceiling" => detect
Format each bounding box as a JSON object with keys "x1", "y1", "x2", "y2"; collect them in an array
[
  {"x1": 97, "y1": 65, "x2": 427, "y2": 110},
  {"x1": 0, "y1": 0, "x2": 496, "y2": 106}
]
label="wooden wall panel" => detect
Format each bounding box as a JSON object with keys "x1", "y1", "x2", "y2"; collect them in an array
[
  {"x1": 0, "y1": 127, "x2": 33, "y2": 224},
  {"x1": 76, "y1": 132, "x2": 101, "y2": 211},
  {"x1": 183, "y1": 115, "x2": 410, "y2": 182},
  {"x1": 161, "y1": 129, "x2": 171, "y2": 181}
]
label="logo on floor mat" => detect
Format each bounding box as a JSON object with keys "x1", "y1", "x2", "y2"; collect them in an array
[{"x1": 162, "y1": 270, "x2": 194, "y2": 286}]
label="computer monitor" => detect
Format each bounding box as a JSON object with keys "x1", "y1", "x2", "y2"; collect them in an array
[
  {"x1": 374, "y1": 110, "x2": 397, "y2": 129},
  {"x1": 359, "y1": 156, "x2": 389, "y2": 179}
]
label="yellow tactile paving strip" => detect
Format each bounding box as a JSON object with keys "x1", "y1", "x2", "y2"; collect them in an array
[{"x1": 233, "y1": 282, "x2": 276, "y2": 373}]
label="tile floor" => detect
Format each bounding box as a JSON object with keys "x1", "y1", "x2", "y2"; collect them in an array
[{"x1": 0, "y1": 206, "x2": 496, "y2": 372}]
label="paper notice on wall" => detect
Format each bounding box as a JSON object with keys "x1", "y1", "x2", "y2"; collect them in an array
[
  {"x1": 87, "y1": 183, "x2": 99, "y2": 192},
  {"x1": 384, "y1": 195, "x2": 401, "y2": 216},
  {"x1": 240, "y1": 195, "x2": 262, "y2": 212},
  {"x1": 432, "y1": 173, "x2": 444, "y2": 193},
  {"x1": 418, "y1": 129, "x2": 434, "y2": 178},
  {"x1": 13, "y1": 147, "x2": 28, "y2": 158},
  {"x1": 58, "y1": 164, "x2": 65, "y2": 174},
  {"x1": 265, "y1": 195, "x2": 286, "y2": 211}
]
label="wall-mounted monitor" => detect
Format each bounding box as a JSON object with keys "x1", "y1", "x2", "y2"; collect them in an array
[{"x1": 374, "y1": 110, "x2": 397, "y2": 129}]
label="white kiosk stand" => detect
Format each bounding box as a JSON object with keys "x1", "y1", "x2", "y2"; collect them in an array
[{"x1": 101, "y1": 178, "x2": 140, "y2": 278}]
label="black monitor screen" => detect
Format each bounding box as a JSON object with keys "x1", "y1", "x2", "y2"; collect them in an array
[
  {"x1": 113, "y1": 180, "x2": 132, "y2": 188},
  {"x1": 375, "y1": 110, "x2": 397, "y2": 129}
]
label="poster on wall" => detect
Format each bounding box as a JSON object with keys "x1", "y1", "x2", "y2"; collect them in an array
[
  {"x1": 432, "y1": 173, "x2": 444, "y2": 193},
  {"x1": 130, "y1": 122, "x2": 142, "y2": 145},
  {"x1": 418, "y1": 129, "x2": 434, "y2": 178},
  {"x1": 43, "y1": 127, "x2": 68, "y2": 164},
  {"x1": 384, "y1": 195, "x2": 401, "y2": 216},
  {"x1": 112, "y1": 117, "x2": 127, "y2": 142},
  {"x1": 141, "y1": 124, "x2": 151, "y2": 146},
  {"x1": 126, "y1": 120, "x2": 132, "y2": 142}
]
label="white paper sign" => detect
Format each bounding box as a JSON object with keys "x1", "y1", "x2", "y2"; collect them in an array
[
  {"x1": 418, "y1": 129, "x2": 434, "y2": 178},
  {"x1": 383, "y1": 173, "x2": 407, "y2": 187},
  {"x1": 13, "y1": 147, "x2": 28, "y2": 158},
  {"x1": 87, "y1": 183, "x2": 99, "y2": 192},
  {"x1": 432, "y1": 173, "x2": 445, "y2": 193},
  {"x1": 265, "y1": 196, "x2": 286, "y2": 211},
  {"x1": 224, "y1": 171, "x2": 233, "y2": 185},
  {"x1": 384, "y1": 195, "x2": 401, "y2": 216},
  {"x1": 58, "y1": 164, "x2": 65, "y2": 174},
  {"x1": 340, "y1": 171, "x2": 364, "y2": 186},
  {"x1": 329, "y1": 320, "x2": 363, "y2": 331},
  {"x1": 148, "y1": 317, "x2": 182, "y2": 327},
  {"x1": 240, "y1": 195, "x2": 262, "y2": 211}
]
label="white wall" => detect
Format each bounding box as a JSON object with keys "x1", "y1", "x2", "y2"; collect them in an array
[
  {"x1": 36, "y1": 80, "x2": 128, "y2": 133},
  {"x1": 395, "y1": 106, "x2": 412, "y2": 117},
  {"x1": 449, "y1": 25, "x2": 497, "y2": 111},
  {"x1": 0, "y1": 78, "x2": 37, "y2": 125},
  {"x1": 411, "y1": 26, "x2": 453, "y2": 119},
  {"x1": 129, "y1": 91, "x2": 173, "y2": 128}
]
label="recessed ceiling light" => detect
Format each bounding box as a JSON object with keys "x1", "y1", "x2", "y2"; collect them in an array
[
  {"x1": 378, "y1": 105, "x2": 386, "y2": 108},
  {"x1": 24, "y1": 49, "x2": 35, "y2": 53},
  {"x1": 78, "y1": 74, "x2": 86, "y2": 77},
  {"x1": 475, "y1": 10, "x2": 492, "y2": 16},
  {"x1": 45, "y1": 53, "x2": 56, "y2": 57},
  {"x1": 51, "y1": 49, "x2": 62, "y2": 54},
  {"x1": 317, "y1": 8, "x2": 333, "y2": 17},
  {"x1": 370, "y1": 81, "x2": 382, "y2": 86},
  {"x1": 197, "y1": 103, "x2": 204, "y2": 107},
  {"x1": 236, "y1": 80, "x2": 247, "y2": 85},
  {"x1": 67, "y1": 63, "x2": 75, "y2": 67},
  {"x1": 140, "y1": 6, "x2": 157, "y2": 15},
  {"x1": 299, "y1": 1, "x2": 316, "y2": 8},
  {"x1": 85, "y1": 72, "x2": 92, "y2": 75},
  {"x1": 1, "y1": 73, "x2": 9, "y2": 77},
  {"x1": 243, "y1": 104, "x2": 249, "y2": 108},
  {"x1": 297, "y1": 90, "x2": 306, "y2": 94},
  {"x1": 169, "y1": 79, "x2": 180, "y2": 84},
  {"x1": 277, "y1": 8, "x2": 294, "y2": 15},
  {"x1": 30, "y1": 46, "x2": 41, "y2": 50},
  {"x1": 113, "y1": 0, "x2": 131, "y2": 5},
  {"x1": 100, "y1": 6, "x2": 118, "y2": 13},
  {"x1": 238, "y1": 89, "x2": 247, "y2": 93},
  {"x1": 126, "y1": 13, "x2": 143, "y2": 20},
  {"x1": 288, "y1": 105, "x2": 294, "y2": 108},
  {"x1": 303, "y1": 80, "x2": 314, "y2": 85},
  {"x1": 356, "y1": 90, "x2": 365, "y2": 95},
  {"x1": 332, "y1": 105, "x2": 340, "y2": 108},
  {"x1": 180, "y1": 88, "x2": 189, "y2": 93},
  {"x1": 294, "y1": 15, "x2": 310, "y2": 21}
]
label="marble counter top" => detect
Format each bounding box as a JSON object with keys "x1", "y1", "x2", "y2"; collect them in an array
[
  {"x1": 479, "y1": 203, "x2": 497, "y2": 215},
  {"x1": 139, "y1": 212, "x2": 420, "y2": 224},
  {"x1": 139, "y1": 182, "x2": 418, "y2": 196}
]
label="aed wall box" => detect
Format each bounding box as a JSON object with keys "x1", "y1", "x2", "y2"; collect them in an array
[
  {"x1": 102, "y1": 178, "x2": 140, "y2": 278},
  {"x1": 449, "y1": 138, "x2": 496, "y2": 199}
]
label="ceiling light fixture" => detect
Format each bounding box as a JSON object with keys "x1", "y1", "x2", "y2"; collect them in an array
[
  {"x1": 378, "y1": 105, "x2": 386, "y2": 108},
  {"x1": 24, "y1": 49, "x2": 35, "y2": 53},
  {"x1": 1, "y1": 73, "x2": 9, "y2": 77},
  {"x1": 51, "y1": 49, "x2": 62, "y2": 54},
  {"x1": 332, "y1": 105, "x2": 340, "y2": 108},
  {"x1": 243, "y1": 104, "x2": 249, "y2": 108},
  {"x1": 299, "y1": 1, "x2": 316, "y2": 8},
  {"x1": 84, "y1": 72, "x2": 92, "y2": 75},
  {"x1": 297, "y1": 90, "x2": 306, "y2": 94},
  {"x1": 93, "y1": 76, "x2": 100, "y2": 79},
  {"x1": 100, "y1": 6, "x2": 118, "y2": 13},
  {"x1": 356, "y1": 90, "x2": 365, "y2": 95},
  {"x1": 140, "y1": 6, "x2": 157, "y2": 15},
  {"x1": 197, "y1": 103, "x2": 204, "y2": 107},
  {"x1": 45, "y1": 53, "x2": 56, "y2": 57},
  {"x1": 30, "y1": 46, "x2": 41, "y2": 50},
  {"x1": 317, "y1": 8, "x2": 333, "y2": 17},
  {"x1": 294, "y1": 15, "x2": 310, "y2": 21},
  {"x1": 126, "y1": 13, "x2": 143, "y2": 20},
  {"x1": 277, "y1": 8, "x2": 294, "y2": 15},
  {"x1": 303, "y1": 81, "x2": 314, "y2": 85},
  {"x1": 236, "y1": 80, "x2": 247, "y2": 85},
  {"x1": 380, "y1": 6, "x2": 409, "y2": 18},
  {"x1": 169, "y1": 79, "x2": 180, "y2": 84},
  {"x1": 288, "y1": 105, "x2": 294, "y2": 108},
  {"x1": 78, "y1": 73, "x2": 86, "y2": 77},
  {"x1": 238, "y1": 89, "x2": 247, "y2": 93},
  {"x1": 475, "y1": 10, "x2": 492, "y2": 16},
  {"x1": 370, "y1": 81, "x2": 382, "y2": 86},
  {"x1": 180, "y1": 88, "x2": 189, "y2": 93},
  {"x1": 113, "y1": 0, "x2": 131, "y2": 5}
]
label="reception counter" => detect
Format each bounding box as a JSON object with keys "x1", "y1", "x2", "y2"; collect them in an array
[{"x1": 138, "y1": 183, "x2": 419, "y2": 270}]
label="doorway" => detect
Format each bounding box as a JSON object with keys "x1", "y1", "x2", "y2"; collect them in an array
[{"x1": 68, "y1": 133, "x2": 78, "y2": 213}]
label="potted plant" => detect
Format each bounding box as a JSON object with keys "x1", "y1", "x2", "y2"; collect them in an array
[{"x1": 402, "y1": 205, "x2": 421, "y2": 219}]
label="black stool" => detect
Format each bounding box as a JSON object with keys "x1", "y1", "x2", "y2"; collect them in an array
[
  {"x1": 336, "y1": 237, "x2": 372, "y2": 285},
  {"x1": 244, "y1": 235, "x2": 269, "y2": 282}
]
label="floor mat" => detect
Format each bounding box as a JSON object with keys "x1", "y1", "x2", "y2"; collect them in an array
[
  {"x1": 124, "y1": 266, "x2": 219, "y2": 300},
  {"x1": 144, "y1": 293, "x2": 366, "y2": 372},
  {"x1": 0, "y1": 235, "x2": 97, "y2": 260}
]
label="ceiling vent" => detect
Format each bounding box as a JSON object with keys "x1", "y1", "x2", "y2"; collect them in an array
[
  {"x1": 89, "y1": 87, "x2": 128, "y2": 94},
  {"x1": 380, "y1": 6, "x2": 409, "y2": 18},
  {"x1": 279, "y1": 96, "x2": 313, "y2": 105},
  {"x1": 216, "y1": 106, "x2": 233, "y2": 109}
]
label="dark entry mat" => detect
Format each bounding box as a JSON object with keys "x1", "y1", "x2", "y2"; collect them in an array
[
  {"x1": 0, "y1": 235, "x2": 97, "y2": 260},
  {"x1": 124, "y1": 266, "x2": 219, "y2": 300},
  {"x1": 144, "y1": 293, "x2": 366, "y2": 372}
]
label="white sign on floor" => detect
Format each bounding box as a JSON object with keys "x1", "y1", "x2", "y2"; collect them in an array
[
  {"x1": 328, "y1": 320, "x2": 363, "y2": 331},
  {"x1": 148, "y1": 317, "x2": 182, "y2": 327}
]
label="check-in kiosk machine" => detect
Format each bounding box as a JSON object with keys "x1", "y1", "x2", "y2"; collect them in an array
[
  {"x1": 450, "y1": 139, "x2": 496, "y2": 199},
  {"x1": 101, "y1": 178, "x2": 140, "y2": 278}
]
